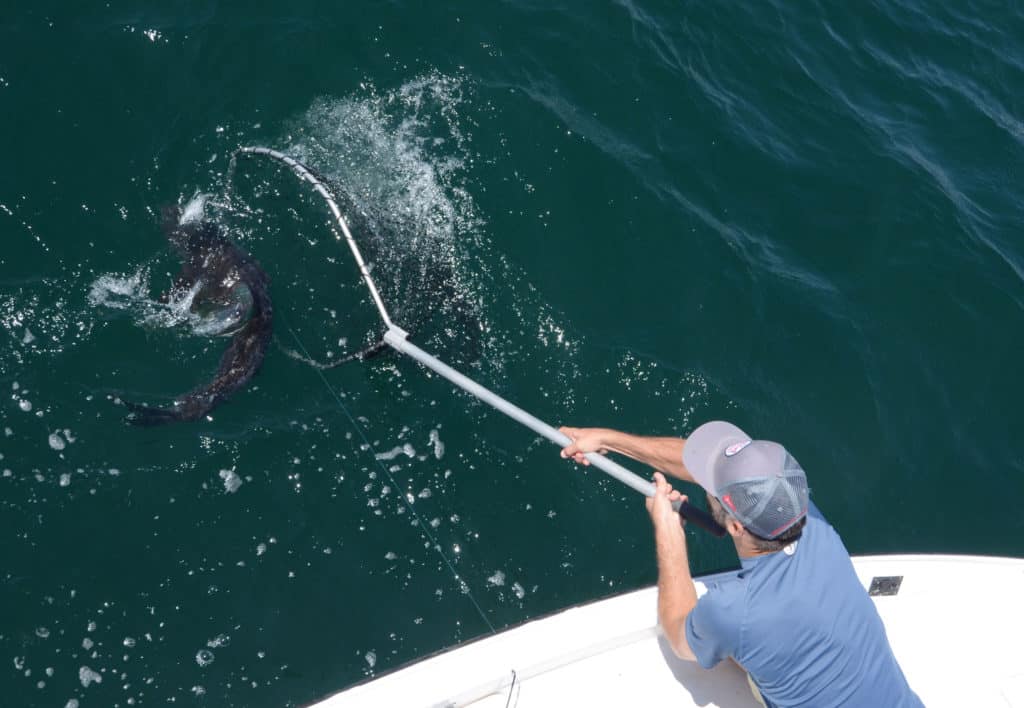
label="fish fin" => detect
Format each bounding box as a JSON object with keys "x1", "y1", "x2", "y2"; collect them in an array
[
  {"x1": 124, "y1": 401, "x2": 184, "y2": 427},
  {"x1": 317, "y1": 338, "x2": 391, "y2": 367},
  {"x1": 277, "y1": 335, "x2": 391, "y2": 370}
]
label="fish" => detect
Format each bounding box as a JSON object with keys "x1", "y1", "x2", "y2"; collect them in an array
[{"x1": 124, "y1": 207, "x2": 273, "y2": 425}]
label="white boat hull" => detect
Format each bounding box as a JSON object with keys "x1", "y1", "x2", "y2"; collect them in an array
[{"x1": 311, "y1": 555, "x2": 1024, "y2": 708}]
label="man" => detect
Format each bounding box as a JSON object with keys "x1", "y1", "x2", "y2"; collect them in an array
[{"x1": 559, "y1": 421, "x2": 922, "y2": 708}]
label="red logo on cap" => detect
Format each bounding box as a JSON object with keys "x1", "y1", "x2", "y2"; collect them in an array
[
  {"x1": 725, "y1": 440, "x2": 752, "y2": 457},
  {"x1": 722, "y1": 493, "x2": 737, "y2": 511}
]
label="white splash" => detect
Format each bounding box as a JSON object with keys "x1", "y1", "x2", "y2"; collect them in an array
[
  {"x1": 219, "y1": 469, "x2": 242, "y2": 493},
  {"x1": 375, "y1": 443, "x2": 416, "y2": 461},
  {"x1": 429, "y1": 429, "x2": 445, "y2": 459},
  {"x1": 87, "y1": 267, "x2": 151, "y2": 312},
  {"x1": 88, "y1": 267, "x2": 209, "y2": 333},
  {"x1": 206, "y1": 634, "x2": 230, "y2": 648},
  {"x1": 78, "y1": 666, "x2": 102, "y2": 687},
  {"x1": 48, "y1": 432, "x2": 66, "y2": 451},
  {"x1": 180, "y1": 193, "x2": 209, "y2": 224}
]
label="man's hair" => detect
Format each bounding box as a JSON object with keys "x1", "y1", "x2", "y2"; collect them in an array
[
  {"x1": 707, "y1": 494, "x2": 807, "y2": 552},
  {"x1": 747, "y1": 516, "x2": 806, "y2": 552}
]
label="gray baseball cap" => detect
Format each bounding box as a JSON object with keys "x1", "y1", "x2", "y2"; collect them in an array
[{"x1": 683, "y1": 421, "x2": 809, "y2": 539}]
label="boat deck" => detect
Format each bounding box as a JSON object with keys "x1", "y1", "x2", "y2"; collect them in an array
[{"x1": 312, "y1": 555, "x2": 1024, "y2": 708}]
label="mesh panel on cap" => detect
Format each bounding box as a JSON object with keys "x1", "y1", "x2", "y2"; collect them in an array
[{"x1": 719, "y1": 454, "x2": 809, "y2": 538}]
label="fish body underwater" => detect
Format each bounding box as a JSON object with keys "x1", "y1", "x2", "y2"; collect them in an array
[{"x1": 125, "y1": 208, "x2": 273, "y2": 425}]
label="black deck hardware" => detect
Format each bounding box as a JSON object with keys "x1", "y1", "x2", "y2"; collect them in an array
[{"x1": 868, "y1": 576, "x2": 903, "y2": 596}]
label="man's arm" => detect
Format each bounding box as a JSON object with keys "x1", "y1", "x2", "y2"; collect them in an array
[
  {"x1": 648, "y1": 472, "x2": 699, "y2": 661},
  {"x1": 559, "y1": 426, "x2": 695, "y2": 484}
]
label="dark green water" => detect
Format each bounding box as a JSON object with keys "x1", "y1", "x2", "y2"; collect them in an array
[{"x1": 3, "y1": 1, "x2": 1024, "y2": 706}]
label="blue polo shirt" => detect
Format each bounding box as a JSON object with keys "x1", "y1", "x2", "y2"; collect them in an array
[{"x1": 684, "y1": 502, "x2": 923, "y2": 708}]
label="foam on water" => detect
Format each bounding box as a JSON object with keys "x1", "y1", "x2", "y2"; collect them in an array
[
  {"x1": 88, "y1": 267, "x2": 197, "y2": 331},
  {"x1": 77, "y1": 666, "x2": 101, "y2": 688},
  {"x1": 88, "y1": 264, "x2": 248, "y2": 339},
  {"x1": 273, "y1": 75, "x2": 490, "y2": 349},
  {"x1": 290, "y1": 74, "x2": 474, "y2": 254},
  {"x1": 87, "y1": 268, "x2": 152, "y2": 312},
  {"x1": 428, "y1": 429, "x2": 445, "y2": 459},
  {"x1": 86, "y1": 195, "x2": 249, "y2": 339},
  {"x1": 374, "y1": 443, "x2": 416, "y2": 461},
  {"x1": 180, "y1": 193, "x2": 209, "y2": 224},
  {"x1": 219, "y1": 469, "x2": 242, "y2": 493}
]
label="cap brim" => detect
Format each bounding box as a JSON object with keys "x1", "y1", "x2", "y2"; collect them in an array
[{"x1": 682, "y1": 421, "x2": 750, "y2": 493}]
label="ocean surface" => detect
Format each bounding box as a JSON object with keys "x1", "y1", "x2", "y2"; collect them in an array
[{"x1": 3, "y1": 1, "x2": 1024, "y2": 706}]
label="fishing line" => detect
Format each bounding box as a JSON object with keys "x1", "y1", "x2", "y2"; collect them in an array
[
  {"x1": 237, "y1": 151, "x2": 502, "y2": 637},
  {"x1": 231, "y1": 148, "x2": 498, "y2": 632},
  {"x1": 281, "y1": 319, "x2": 497, "y2": 635}
]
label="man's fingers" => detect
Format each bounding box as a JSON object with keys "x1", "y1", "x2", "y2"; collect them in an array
[
  {"x1": 559, "y1": 427, "x2": 581, "y2": 461},
  {"x1": 560, "y1": 447, "x2": 591, "y2": 465},
  {"x1": 652, "y1": 471, "x2": 672, "y2": 495},
  {"x1": 560, "y1": 447, "x2": 593, "y2": 467}
]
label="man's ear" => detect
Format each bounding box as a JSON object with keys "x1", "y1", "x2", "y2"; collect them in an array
[{"x1": 726, "y1": 518, "x2": 746, "y2": 539}]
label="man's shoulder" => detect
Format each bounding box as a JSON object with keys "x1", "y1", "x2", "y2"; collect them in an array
[
  {"x1": 806, "y1": 499, "x2": 828, "y2": 525},
  {"x1": 803, "y1": 500, "x2": 852, "y2": 560},
  {"x1": 688, "y1": 571, "x2": 747, "y2": 667},
  {"x1": 696, "y1": 570, "x2": 748, "y2": 615}
]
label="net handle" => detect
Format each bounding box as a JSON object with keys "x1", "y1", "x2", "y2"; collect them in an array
[{"x1": 235, "y1": 147, "x2": 725, "y2": 538}]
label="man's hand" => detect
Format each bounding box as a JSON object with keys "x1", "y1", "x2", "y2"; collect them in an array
[
  {"x1": 558, "y1": 426, "x2": 612, "y2": 465},
  {"x1": 648, "y1": 471, "x2": 698, "y2": 662},
  {"x1": 557, "y1": 426, "x2": 696, "y2": 484},
  {"x1": 647, "y1": 471, "x2": 685, "y2": 530}
]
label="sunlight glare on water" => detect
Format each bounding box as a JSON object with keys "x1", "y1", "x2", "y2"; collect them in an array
[{"x1": 1, "y1": 2, "x2": 1023, "y2": 707}]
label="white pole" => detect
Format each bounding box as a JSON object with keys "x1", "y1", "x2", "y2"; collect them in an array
[
  {"x1": 236, "y1": 147, "x2": 725, "y2": 536},
  {"x1": 383, "y1": 328, "x2": 655, "y2": 497}
]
